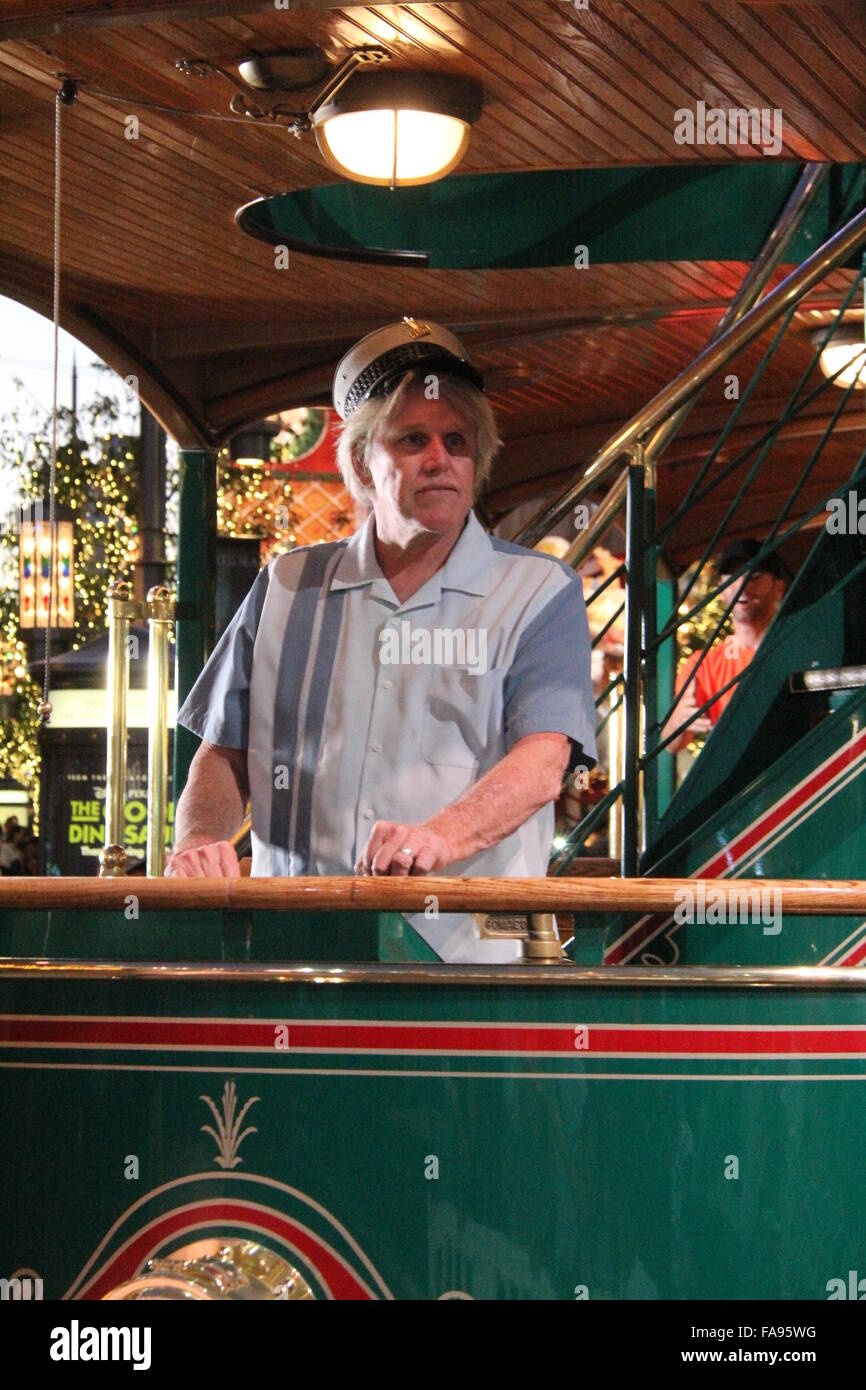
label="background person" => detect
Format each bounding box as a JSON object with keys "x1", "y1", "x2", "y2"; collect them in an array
[
  {"x1": 664, "y1": 538, "x2": 788, "y2": 755},
  {"x1": 0, "y1": 817, "x2": 23, "y2": 875},
  {"x1": 166, "y1": 319, "x2": 596, "y2": 961}
]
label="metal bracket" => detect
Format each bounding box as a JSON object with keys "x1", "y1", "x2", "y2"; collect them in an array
[
  {"x1": 177, "y1": 45, "x2": 390, "y2": 134},
  {"x1": 477, "y1": 911, "x2": 566, "y2": 964}
]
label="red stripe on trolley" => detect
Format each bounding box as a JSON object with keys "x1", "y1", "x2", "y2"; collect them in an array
[
  {"x1": 80, "y1": 1201, "x2": 373, "y2": 1300},
  {"x1": 4, "y1": 1017, "x2": 866, "y2": 1056}
]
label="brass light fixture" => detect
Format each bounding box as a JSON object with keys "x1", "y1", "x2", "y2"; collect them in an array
[
  {"x1": 178, "y1": 46, "x2": 481, "y2": 187},
  {"x1": 313, "y1": 71, "x2": 482, "y2": 187}
]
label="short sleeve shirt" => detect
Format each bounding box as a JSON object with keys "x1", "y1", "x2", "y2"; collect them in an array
[
  {"x1": 675, "y1": 640, "x2": 756, "y2": 726},
  {"x1": 176, "y1": 510, "x2": 597, "y2": 961}
]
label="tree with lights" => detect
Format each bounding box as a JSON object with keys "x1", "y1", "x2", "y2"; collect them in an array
[{"x1": 0, "y1": 385, "x2": 142, "y2": 809}]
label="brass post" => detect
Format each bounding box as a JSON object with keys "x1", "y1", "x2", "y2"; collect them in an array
[
  {"x1": 146, "y1": 586, "x2": 175, "y2": 877},
  {"x1": 99, "y1": 580, "x2": 137, "y2": 877},
  {"x1": 524, "y1": 913, "x2": 566, "y2": 963}
]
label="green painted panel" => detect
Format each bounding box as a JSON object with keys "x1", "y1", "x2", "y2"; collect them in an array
[
  {"x1": 0, "y1": 908, "x2": 436, "y2": 964},
  {"x1": 237, "y1": 163, "x2": 866, "y2": 268},
  {"x1": 1, "y1": 976, "x2": 865, "y2": 1300}
]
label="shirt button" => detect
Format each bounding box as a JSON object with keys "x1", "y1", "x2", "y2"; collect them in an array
[
  {"x1": 382, "y1": 679, "x2": 393, "y2": 690},
  {"x1": 363, "y1": 807, "x2": 375, "y2": 819},
  {"x1": 371, "y1": 741, "x2": 382, "y2": 753}
]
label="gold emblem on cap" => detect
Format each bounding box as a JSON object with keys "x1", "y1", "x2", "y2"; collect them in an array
[{"x1": 402, "y1": 316, "x2": 432, "y2": 340}]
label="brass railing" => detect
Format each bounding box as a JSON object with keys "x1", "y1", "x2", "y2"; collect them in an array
[{"x1": 99, "y1": 582, "x2": 176, "y2": 879}]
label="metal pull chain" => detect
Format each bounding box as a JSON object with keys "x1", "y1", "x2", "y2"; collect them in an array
[{"x1": 38, "y1": 78, "x2": 76, "y2": 724}]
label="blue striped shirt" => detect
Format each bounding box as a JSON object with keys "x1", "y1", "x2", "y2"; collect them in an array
[{"x1": 177, "y1": 510, "x2": 596, "y2": 960}]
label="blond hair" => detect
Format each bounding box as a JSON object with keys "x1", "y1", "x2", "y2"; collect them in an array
[{"x1": 335, "y1": 370, "x2": 501, "y2": 507}]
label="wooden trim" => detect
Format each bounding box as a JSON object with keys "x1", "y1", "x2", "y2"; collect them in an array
[
  {"x1": 1, "y1": 277, "x2": 211, "y2": 447},
  {"x1": 0, "y1": 1, "x2": 347, "y2": 43},
  {"x1": 2, "y1": 875, "x2": 866, "y2": 914}
]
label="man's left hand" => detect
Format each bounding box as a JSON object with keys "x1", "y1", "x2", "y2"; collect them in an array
[{"x1": 356, "y1": 821, "x2": 455, "y2": 877}]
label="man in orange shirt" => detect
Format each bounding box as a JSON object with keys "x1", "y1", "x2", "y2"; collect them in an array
[{"x1": 665, "y1": 540, "x2": 787, "y2": 754}]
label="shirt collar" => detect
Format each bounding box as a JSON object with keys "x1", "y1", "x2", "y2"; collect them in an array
[{"x1": 330, "y1": 509, "x2": 494, "y2": 605}]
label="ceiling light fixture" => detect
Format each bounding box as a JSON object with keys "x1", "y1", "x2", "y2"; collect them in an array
[
  {"x1": 312, "y1": 71, "x2": 482, "y2": 187},
  {"x1": 813, "y1": 327, "x2": 866, "y2": 389},
  {"x1": 178, "y1": 47, "x2": 482, "y2": 186}
]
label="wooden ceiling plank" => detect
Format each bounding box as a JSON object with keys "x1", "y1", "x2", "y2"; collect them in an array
[
  {"x1": 0, "y1": 48, "x2": 292, "y2": 196},
  {"x1": 549, "y1": 0, "x2": 726, "y2": 162},
  {"x1": 753, "y1": 5, "x2": 866, "y2": 128},
  {"x1": 0, "y1": 67, "x2": 427, "y2": 317},
  {"x1": 504, "y1": 0, "x2": 712, "y2": 165},
  {"x1": 664, "y1": 0, "x2": 864, "y2": 159},
  {"x1": 71, "y1": 14, "x2": 337, "y2": 184},
  {"x1": 332, "y1": 3, "x2": 590, "y2": 170},
  {"x1": 618, "y1": 0, "x2": 828, "y2": 160},
  {"x1": 0, "y1": 135, "x2": 280, "y2": 303},
  {"x1": 0, "y1": 1, "x2": 349, "y2": 43},
  {"x1": 425, "y1": 1, "x2": 667, "y2": 166},
  {"x1": 590, "y1": 1, "x2": 785, "y2": 154}
]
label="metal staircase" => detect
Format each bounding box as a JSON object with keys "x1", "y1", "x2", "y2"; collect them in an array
[{"x1": 512, "y1": 172, "x2": 866, "y2": 931}]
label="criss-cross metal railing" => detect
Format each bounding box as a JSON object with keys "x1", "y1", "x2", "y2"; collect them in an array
[{"x1": 515, "y1": 169, "x2": 866, "y2": 877}]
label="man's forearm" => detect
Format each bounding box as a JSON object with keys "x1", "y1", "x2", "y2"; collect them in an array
[
  {"x1": 425, "y1": 733, "x2": 571, "y2": 864},
  {"x1": 173, "y1": 742, "x2": 249, "y2": 853}
]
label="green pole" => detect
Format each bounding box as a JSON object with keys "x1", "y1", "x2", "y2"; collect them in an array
[
  {"x1": 621, "y1": 451, "x2": 646, "y2": 877},
  {"x1": 653, "y1": 576, "x2": 677, "y2": 824},
  {"x1": 173, "y1": 447, "x2": 218, "y2": 802},
  {"x1": 642, "y1": 464, "x2": 660, "y2": 847}
]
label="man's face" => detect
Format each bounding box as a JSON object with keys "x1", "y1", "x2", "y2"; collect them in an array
[
  {"x1": 719, "y1": 568, "x2": 784, "y2": 626},
  {"x1": 362, "y1": 384, "x2": 476, "y2": 537}
]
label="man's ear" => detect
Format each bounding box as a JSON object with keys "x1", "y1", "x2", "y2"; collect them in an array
[{"x1": 352, "y1": 444, "x2": 372, "y2": 486}]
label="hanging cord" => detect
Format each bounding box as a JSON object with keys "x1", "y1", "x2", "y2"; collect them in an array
[{"x1": 39, "y1": 79, "x2": 76, "y2": 725}]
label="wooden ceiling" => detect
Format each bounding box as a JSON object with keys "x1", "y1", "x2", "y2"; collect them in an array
[{"x1": 2, "y1": 1, "x2": 866, "y2": 563}]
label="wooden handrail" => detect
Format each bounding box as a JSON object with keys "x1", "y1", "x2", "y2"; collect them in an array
[{"x1": 1, "y1": 876, "x2": 866, "y2": 914}]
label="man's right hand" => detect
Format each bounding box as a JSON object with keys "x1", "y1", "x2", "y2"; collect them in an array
[
  {"x1": 664, "y1": 682, "x2": 713, "y2": 754},
  {"x1": 165, "y1": 839, "x2": 241, "y2": 877}
]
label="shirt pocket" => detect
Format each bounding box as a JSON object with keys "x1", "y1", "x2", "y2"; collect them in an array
[{"x1": 421, "y1": 667, "x2": 507, "y2": 768}]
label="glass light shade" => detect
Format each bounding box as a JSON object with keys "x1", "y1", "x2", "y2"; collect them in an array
[
  {"x1": 816, "y1": 336, "x2": 866, "y2": 389},
  {"x1": 315, "y1": 107, "x2": 471, "y2": 187}
]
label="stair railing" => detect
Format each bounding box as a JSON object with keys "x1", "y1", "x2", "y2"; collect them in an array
[{"x1": 515, "y1": 192, "x2": 866, "y2": 876}]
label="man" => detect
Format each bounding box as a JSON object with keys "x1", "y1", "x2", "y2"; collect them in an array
[
  {"x1": 168, "y1": 319, "x2": 596, "y2": 961},
  {"x1": 665, "y1": 538, "x2": 787, "y2": 754}
]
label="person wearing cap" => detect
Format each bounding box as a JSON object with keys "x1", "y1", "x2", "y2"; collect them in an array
[
  {"x1": 664, "y1": 539, "x2": 788, "y2": 755},
  {"x1": 167, "y1": 318, "x2": 596, "y2": 961}
]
